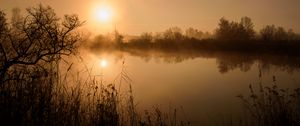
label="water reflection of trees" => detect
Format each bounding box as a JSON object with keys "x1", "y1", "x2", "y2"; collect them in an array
[
  {"x1": 216, "y1": 54, "x2": 254, "y2": 74},
  {"x1": 92, "y1": 48, "x2": 300, "y2": 74}
]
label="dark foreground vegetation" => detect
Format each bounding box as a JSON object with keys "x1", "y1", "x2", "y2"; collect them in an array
[
  {"x1": 1, "y1": 4, "x2": 300, "y2": 126},
  {"x1": 0, "y1": 5, "x2": 189, "y2": 126},
  {"x1": 237, "y1": 74, "x2": 300, "y2": 126}
]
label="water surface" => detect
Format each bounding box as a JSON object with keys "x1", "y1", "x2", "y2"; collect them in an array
[{"x1": 77, "y1": 49, "x2": 300, "y2": 124}]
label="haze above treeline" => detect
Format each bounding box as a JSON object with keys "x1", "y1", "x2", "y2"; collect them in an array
[
  {"x1": 1, "y1": 0, "x2": 300, "y2": 35},
  {"x1": 87, "y1": 16, "x2": 300, "y2": 45},
  {"x1": 86, "y1": 16, "x2": 300, "y2": 57}
]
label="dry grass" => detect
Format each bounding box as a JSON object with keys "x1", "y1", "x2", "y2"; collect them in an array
[
  {"x1": 237, "y1": 73, "x2": 300, "y2": 126},
  {"x1": 0, "y1": 58, "x2": 189, "y2": 126}
]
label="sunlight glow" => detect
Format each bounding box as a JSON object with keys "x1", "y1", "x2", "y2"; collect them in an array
[
  {"x1": 94, "y1": 6, "x2": 112, "y2": 22},
  {"x1": 100, "y1": 59, "x2": 108, "y2": 68}
]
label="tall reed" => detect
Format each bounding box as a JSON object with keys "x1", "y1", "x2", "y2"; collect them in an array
[
  {"x1": 237, "y1": 71, "x2": 300, "y2": 126},
  {"x1": 0, "y1": 57, "x2": 189, "y2": 126}
]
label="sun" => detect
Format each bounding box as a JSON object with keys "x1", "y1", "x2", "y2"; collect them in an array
[
  {"x1": 94, "y1": 6, "x2": 112, "y2": 22},
  {"x1": 100, "y1": 59, "x2": 108, "y2": 68}
]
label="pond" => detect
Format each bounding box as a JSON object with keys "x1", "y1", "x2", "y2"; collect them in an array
[{"x1": 75, "y1": 48, "x2": 300, "y2": 125}]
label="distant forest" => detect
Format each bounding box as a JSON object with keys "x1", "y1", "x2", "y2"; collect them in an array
[{"x1": 87, "y1": 17, "x2": 300, "y2": 55}]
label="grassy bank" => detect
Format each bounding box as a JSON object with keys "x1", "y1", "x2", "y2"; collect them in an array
[{"x1": 0, "y1": 60, "x2": 191, "y2": 126}]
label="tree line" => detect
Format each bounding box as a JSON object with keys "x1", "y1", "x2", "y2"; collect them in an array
[
  {"x1": 92, "y1": 16, "x2": 300, "y2": 54},
  {"x1": 216, "y1": 17, "x2": 299, "y2": 42},
  {"x1": 127, "y1": 16, "x2": 299, "y2": 44}
]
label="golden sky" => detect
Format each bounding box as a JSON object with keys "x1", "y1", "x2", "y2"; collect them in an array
[{"x1": 1, "y1": 0, "x2": 300, "y2": 35}]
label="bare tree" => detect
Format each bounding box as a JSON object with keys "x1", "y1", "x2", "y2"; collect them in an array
[
  {"x1": 287, "y1": 29, "x2": 298, "y2": 41},
  {"x1": 274, "y1": 27, "x2": 288, "y2": 41},
  {"x1": 215, "y1": 17, "x2": 231, "y2": 40},
  {"x1": 0, "y1": 11, "x2": 7, "y2": 39},
  {"x1": 0, "y1": 11, "x2": 8, "y2": 76},
  {"x1": 240, "y1": 17, "x2": 255, "y2": 40},
  {"x1": 0, "y1": 4, "x2": 84, "y2": 81},
  {"x1": 11, "y1": 8, "x2": 23, "y2": 29},
  {"x1": 259, "y1": 25, "x2": 296, "y2": 42},
  {"x1": 163, "y1": 27, "x2": 183, "y2": 40},
  {"x1": 260, "y1": 25, "x2": 276, "y2": 41},
  {"x1": 139, "y1": 32, "x2": 153, "y2": 43},
  {"x1": 185, "y1": 27, "x2": 203, "y2": 40},
  {"x1": 215, "y1": 17, "x2": 255, "y2": 41}
]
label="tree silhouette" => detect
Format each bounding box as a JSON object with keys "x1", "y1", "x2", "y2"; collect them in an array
[
  {"x1": 163, "y1": 27, "x2": 183, "y2": 40},
  {"x1": 287, "y1": 29, "x2": 298, "y2": 41},
  {"x1": 259, "y1": 25, "x2": 297, "y2": 42},
  {"x1": 185, "y1": 27, "x2": 204, "y2": 40},
  {"x1": 215, "y1": 17, "x2": 255, "y2": 41},
  {"x1": 275, "y1": 27, "x2": 288, "y2": 41},
  {"x1": 260, "y1": 25, "x2": 276, "y2": 41},
  {"x1": 0, "y1": 4, "x2": 83, "y2": 81},
  {"x1": 139, "y1": 32, "x2": 153, "y2": 43},
  {"x1": 0, "y1": 11, "x2": 8, "y2": 77},
  {"x1": 114, "y1": 30, "x2": 124, "y2": 45},
  {"x1": 0, "y1": 11, "x2": 7, "y2": 38},
  {"x1": 215, "y1": 17, "x2": 231, "y2": 40},
  {"x1": 240, "y1": 17, "x2": 255, "y2": 40}
]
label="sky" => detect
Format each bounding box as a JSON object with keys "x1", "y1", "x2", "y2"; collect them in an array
[{"x1": 1, "y1": 0, "x2": 300, "y2": 35}]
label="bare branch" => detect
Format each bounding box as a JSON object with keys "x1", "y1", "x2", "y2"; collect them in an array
[{"x1": 0, "y1": 4, "x2": 82, "y2": 81}]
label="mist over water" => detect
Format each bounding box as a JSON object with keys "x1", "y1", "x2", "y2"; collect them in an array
[
  {"x1": 1, "y1": 3, "x2": 300, "y2": 125},
  {"x1": 81, "y1": 48, "x2": 300, "y2": 124}
]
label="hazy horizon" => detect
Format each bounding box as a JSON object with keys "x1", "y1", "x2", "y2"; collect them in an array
[
  {"x1": 1, "y1": 0, "x2": 300, "y2": 35},
  {"x1": 1, "y1": 1, "x2": 300, "y2": 125}
]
